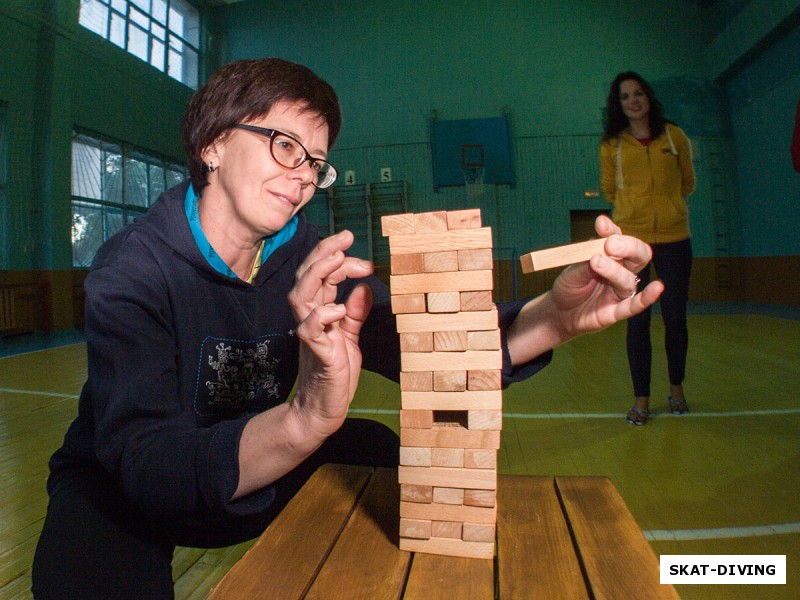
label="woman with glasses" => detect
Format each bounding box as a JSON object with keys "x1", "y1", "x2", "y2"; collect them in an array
[{"x1": 33, "y1": 58, "x2": 662, "y2": 599}]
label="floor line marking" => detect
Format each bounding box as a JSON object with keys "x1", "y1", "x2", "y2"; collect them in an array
[
  {"x1": 645, "y1": 522, "x2": 800, "y2": 541},
  {"x1": 0, "y1": 387, "x2": 79, "y2": 399}
]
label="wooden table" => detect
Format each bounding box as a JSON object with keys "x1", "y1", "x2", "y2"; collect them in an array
[{"x1": 207, "y1": 464, "x2": 679, "y2": 599}]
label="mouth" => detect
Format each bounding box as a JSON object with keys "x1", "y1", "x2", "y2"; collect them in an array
[{"x1": 272, "y1": 191, "x2": 299, "y2": 209}]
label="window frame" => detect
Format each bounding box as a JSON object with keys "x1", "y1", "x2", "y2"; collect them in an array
[
  {"x1": 78, "y1": 0, "x2": 201, "y2": 89},
  {"x1": 70, "y1": 129, "x2": 187, "y2": 268}
]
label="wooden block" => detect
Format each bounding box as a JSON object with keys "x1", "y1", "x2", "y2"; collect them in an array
[
  {"x1": 427, "y1": 291, "x2": 461, "y2": 313},
  {"x1": 460, "y1": 290, "x2": 494, "y2": 311},
  {"x1": 381, "y1": 213, "x2": 415, "y2": 236},
  {"x1": 423, "y1": 251, "x2": 458, "y2": 273},
  {"x1": 388, "y1": 227, "x2": 493, "y2": 255},
  {"x1": 399, "y1": 537, "x2": 494, "y2": 560},
  {"x1": 400, "y1": 518, "x2": 432, "y2": 540},
  {"x1": 446, "y1": 208, "x2": 482, "y2": 230},
  {"x1": 391, "y1": 293, "x2": 426, "y2": 314},
  {"x1": 414, "y1": 211, "x2": 448, "y2": 232},
  {"x1": 464, "y1": 489, "x2": 497, "y2": 508},
  {"x1": 433, "y1": 330, "x2": 468, "y2": 351},
  {"x1": 431, "y1": 447, "x2": 464, "y2": 468},
  {"x1": 401, "y1": 349, "x2": 501, "y2": 372},
  {"x1": 467, "y1": 330, "x2": 501, "y2": 350},
  {"x1": 398, "y1": 465, "x2": 497, "y2": 490},
  {"x1": 400, "y1": 446, "x2": 432, "y2": 467},
  {"x1": 400, "y1": 483, "x2": 433, "y2": 503},
  {"x1": 391, "y1": 253, "x2": 424, "y2": 275},
  {"x1": 464, "y1": 449, "x2": 497, "y2": 470},
  {"x1": 433, "y1": 370, "x2": 467, "y2": 392},
  {"x1": 401, "y1": 390, "x2": 502, "y2": 410},
  {"x1": 401, "y1": 427, "x2": 501, "y2": 450},
  {"x1": 396, "y1": 309, "x2": 498, "y2": 333},
  {"x1": 431, "y1": 520, "x2": 463, "y2": 538},
  {"x1": 400, "y1": 332, "x2": 433, "y2": 353},
  {"x1": 400, "y1": 371, "x2": 433, "y2": 392},
  {"x1": 390, "y1": 270, "x2": 493, "y2": 295},
  {"x1": 432, "y1": 487, "x2": 465, "y2": 505},
  {"x1": 463, "y1": 523, "x2": 495, "y2": 543},
  {"x1": 468, "y1": 410, "x2": 503, "y2": 431},
  {"x1": 400, "y1": 500, "x2": 497, "y2": 525},
  {"x1": 399, "y1": 409, "x2": 434, "y2": 429},
  {"x1": 458, "y1": 248, "x2": 493, "y2": 271},
  {"x1": 520, "y1": 237, "x2": 607, "y2": 273},
  {"x1": 468, "y1": 369, "x2": 502, "y2": 391}
]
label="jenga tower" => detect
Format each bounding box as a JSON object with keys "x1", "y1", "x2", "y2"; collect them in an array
[{"x1": 381, "y1": 209, "x2": 501, "y2": 560}]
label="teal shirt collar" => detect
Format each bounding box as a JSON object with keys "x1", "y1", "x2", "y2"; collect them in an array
[{"x1": 184, "y1": 183, "x2": 297, "y2": 280}]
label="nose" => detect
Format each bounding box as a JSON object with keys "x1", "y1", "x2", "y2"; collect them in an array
[{"x1": 287, "y1": 159, "x2": 316, "y2": 186}]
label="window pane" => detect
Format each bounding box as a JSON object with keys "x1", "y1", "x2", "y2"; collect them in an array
[
  {"x1": 104, "y1": 205, "x2": 125, "y2": 239},
  {"x1": 148, "y1": 162, "x2": 165, "y2": 202},
  {"x1": 130, "y1": 0, "x2": 151, "y2": 13},
  {"x1": 151, "y1": 0, "x2": 167, "y2": 23},
  {"x1": 79, "y1": 0, "x2": 109, "y2": 37},
  {"x1": 168, "y1": 35, "x2": 197, "y2": 88},
  {"x1": 151, "y1": 38, "x2": 165, "y2": 70},
  {"x1": 111, "y1": 0, "x2": 128, "y2": 12},
  {"x1": 72, "y1": 201, "x2": 104, "y2": 268},
  {"x1": 72, "y1": 137, "x2": 102, "y2": 200},
  {"x1": 109, "y1": 11, "x2": 126, "y2": 48},
  {"x1": 130, "y1": 6, "x2": 149, "y2": 28},
  {"x1": 166, "y1": 165, "x2": 186, "y2": 189},
  {"x1": 125, "y1": 156, "x2": 149, "y2": 207},
  {"x1": 102, "y1": 147, "x2": 124, "y2": 204},
  {"x1": 128, "y1": 22, "x2": 149, "y2": 62},
  {"x1": 169, "y1": 0, "x2": 199, "y2": 46}
]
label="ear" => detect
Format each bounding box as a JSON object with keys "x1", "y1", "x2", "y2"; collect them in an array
[{"x1": 200, "y1": 142, "x2": 221, "y2": 170}]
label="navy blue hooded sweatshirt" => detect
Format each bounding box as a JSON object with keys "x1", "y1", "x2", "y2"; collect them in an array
[{"x1": 47, "y1": 180, "x2": 550, "y2": 547}]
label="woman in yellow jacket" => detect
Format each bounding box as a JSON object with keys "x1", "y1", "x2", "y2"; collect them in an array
[{"x1": 600, "y1": 71, "x2": 696, "y2": 425}]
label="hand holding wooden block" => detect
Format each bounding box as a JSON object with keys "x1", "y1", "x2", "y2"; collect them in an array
[{"x1": 519, "y1": 237, "x2": 607, "y2": 273}]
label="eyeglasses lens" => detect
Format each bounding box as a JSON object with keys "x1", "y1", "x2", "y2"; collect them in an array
[{"x1": 270, "y1": 133, "x2": 337, "y2": 188}]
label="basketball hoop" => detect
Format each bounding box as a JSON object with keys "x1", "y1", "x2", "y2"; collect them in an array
[{"x1": 462, "y1": 165, "x2": 485, "y2": 198}]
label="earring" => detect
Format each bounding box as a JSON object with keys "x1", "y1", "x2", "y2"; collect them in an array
[{"x1": 206, "y1": 162, "x2": 217, "y2": 172}]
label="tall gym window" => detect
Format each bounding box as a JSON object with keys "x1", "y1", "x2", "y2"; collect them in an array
[
  {"x1": 79, "y1": 0, "x2": 200, "y2": 89},
  {"x1": 71, "y1": 131, "x2": 187, "y2": 268}
]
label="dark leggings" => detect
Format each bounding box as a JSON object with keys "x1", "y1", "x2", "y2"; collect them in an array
[
  {"x1": 626, "y1": 238, "x2": 692, "y2": 398},
  {"x1": 31, "y1": 418, "x2": 399, "y2": 600}
]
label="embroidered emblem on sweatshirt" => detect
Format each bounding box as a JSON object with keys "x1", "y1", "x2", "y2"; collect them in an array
[{"x1": 194, "y1": 335, "x2": 286, "y2": 418}]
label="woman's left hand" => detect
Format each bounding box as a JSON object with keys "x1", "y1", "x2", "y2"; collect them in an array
[
  {"x1": 549, "y1": 215, "x2": 663, "y2": 338},
  {"x1": 507, "y1": 215, "x2": 663, "y2": 363}
]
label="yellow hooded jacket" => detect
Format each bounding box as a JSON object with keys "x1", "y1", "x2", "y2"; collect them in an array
[{"x1": 599, "y1": 123, "x2": 696, "y2": 244}]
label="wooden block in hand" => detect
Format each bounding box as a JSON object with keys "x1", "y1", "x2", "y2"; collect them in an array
[{"x1": 520, "y1": 237, "x2": 607, "y2": 273}]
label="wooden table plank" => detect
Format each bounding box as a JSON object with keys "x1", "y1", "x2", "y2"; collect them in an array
[
  {"x1": 305, "y1": 467, "x2": 412, "y2": 600},
  {"x1": 555, "y1": 476, "x2": 680, "y2": 600},
  {"x1": 497, "y1": 475, "x2": 589, "y2": 599},
  {"x1": 403, "y1": 553, "x2": 494, "y2": 600},
  {"x1": 206, "y1": 464, "x2": 372, "y2": 600}
]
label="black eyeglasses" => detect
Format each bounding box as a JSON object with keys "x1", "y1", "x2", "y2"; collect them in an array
[{"x1": 234, "y1": 124, "x2": 337, "y2": 189}]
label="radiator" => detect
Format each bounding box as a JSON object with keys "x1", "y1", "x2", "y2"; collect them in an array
[{"x1": 0, "y1": 288, "x2": 18, "y2": 331}]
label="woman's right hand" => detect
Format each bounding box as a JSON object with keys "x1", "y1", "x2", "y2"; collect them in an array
[{"x1": 287, "y1": 230, "x2": 374, "y2": 439}]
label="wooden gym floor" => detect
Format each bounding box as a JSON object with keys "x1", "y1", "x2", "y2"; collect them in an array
[{"x1": 1, "y1": 304, "x2": 798, "y2": 599}]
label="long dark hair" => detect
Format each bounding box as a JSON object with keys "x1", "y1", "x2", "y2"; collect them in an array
[
  {"x1": 602, "y1": 71, "x2": 667, "y2": 142},
  {"x1": 182, "y1": 58, "x2": 342, "y2": 192}
]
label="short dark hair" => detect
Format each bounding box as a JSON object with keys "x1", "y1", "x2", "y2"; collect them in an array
[
  {"x1": 602, "y1": 71, "x2": 667, "y2": 142},
  {"x1": 182, "y1": 58, "x2": 341, "y2": 191}
]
